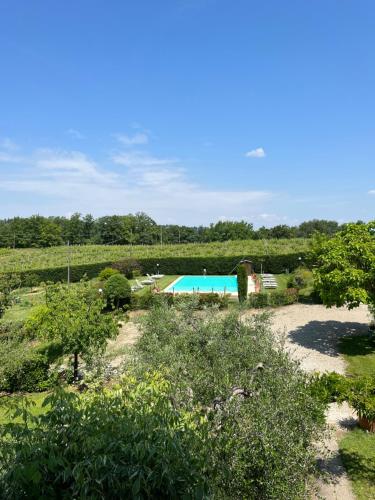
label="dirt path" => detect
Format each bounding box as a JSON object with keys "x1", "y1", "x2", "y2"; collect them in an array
[
  {"x1": 269, "y1": 304, "x2": 370, "y2": 500},
  {"x1": 106, "y1": 313, "x2": 142, "y2": 367}
]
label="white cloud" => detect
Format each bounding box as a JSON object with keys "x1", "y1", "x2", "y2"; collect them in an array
[
  {"x1": 0, "y1": 142, "x2": 274, "y2": 224},
  {"x1": 112, "y1": 151, "x2": 179, "y2": 169},
  {"x1": 245, "y1": 147, "x2": 266, "y2": 158},
  {"x1": 66, "y1": 128, "x2": 84, "y2": 139},
  {"x1": 115, "y1": 132, "x2": 149, "y2": 146},
  {"x1": 368, "y1": 189, "x2": 375, "y2": 195}
]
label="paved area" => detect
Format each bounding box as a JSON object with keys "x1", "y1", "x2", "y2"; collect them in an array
[{"x1": 269, "y1": 304, "x2": 370, "y2": 500}]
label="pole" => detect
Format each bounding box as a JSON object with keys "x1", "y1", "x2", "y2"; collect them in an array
[{"x1": 67, "y1": 240, "x2": 71, "y2": 285}]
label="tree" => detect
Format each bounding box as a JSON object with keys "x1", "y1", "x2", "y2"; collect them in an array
[
  {"x1": 313, "y1": 221, "x2": 375, "y2": 309},
  {"x1": 237, "y1": 264, "x2": 248, "y2": 302},
  {"x1": 104, "y1": 274, "x2": 131, "y2": 309},
  {"x1": 26, "y1": 281, "x2": 118, "y2": 379}
]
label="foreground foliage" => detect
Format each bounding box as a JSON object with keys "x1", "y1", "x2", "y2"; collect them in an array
[
  {"x1": 0, "y1": 374, "x2": 210, "y2": 499},
  {"x1": 135, "y1": 300, "x2": 326, "y2": 498},
  {"x1": 0, "y1": 302, "x2": 326, "y2": 498}
]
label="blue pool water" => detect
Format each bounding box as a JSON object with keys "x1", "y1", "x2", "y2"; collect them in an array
[{"x1": 164, "y1": 275, "x2": 238, "y2": 294}]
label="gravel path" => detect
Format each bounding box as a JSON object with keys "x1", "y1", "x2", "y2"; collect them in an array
[{"x1": 269, "y1": 303, "x2": 370, "y2": 500}]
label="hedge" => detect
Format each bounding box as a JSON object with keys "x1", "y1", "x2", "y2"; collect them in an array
[
  {"x1": 1, "y1": 253, "x2": 308, "y2": 287},
  {"x1": 248, "y1": 288, "x2": 299, "y2": 308}
]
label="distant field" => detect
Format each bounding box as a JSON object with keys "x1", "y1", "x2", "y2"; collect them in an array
[{"x1": 0, "y1": 239, "x2": 310, "y2": 273}]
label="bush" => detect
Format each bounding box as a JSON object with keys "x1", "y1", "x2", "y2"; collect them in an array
[
  {"x1": 287, "y1": 267, "x2": 312, "y2": 290},
  {"x1": 111, "y1": 258, "x2": 142, "y2": 279},
  {"x1": 346, "y1": 377, "x2": 375, "y2": 422},
  {"x1": 247, "y1": 289, "x2": 299, "y2": 308},
  {"x1": 104, "y1": 274, "x2": 131, "y2": 309},
  {"x1": 131, "y1": 291, "x2": 229, "y2": 311},
  {"x1": 0, "y1": 341, "x2": 50, "y2": 392},
  {"x1": 135, "y1": 304, "x2": 326, "y2": 499},
  {"x1": 98, "y1": 267, "x2": 120, "y2": 281},
  {"x1": 0, "y1": 374, "x2": 211, "y2": 498},
  {"x1": 310, "y1": 372, "x2": 350, "y2": 403},
  {"x1": 237, "y1": 264, "x2": 248, "y2": 303}
]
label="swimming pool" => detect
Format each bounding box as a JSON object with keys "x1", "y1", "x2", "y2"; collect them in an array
[{"x1": 164, "y1": 275, "x2": 239, "y2": 294}]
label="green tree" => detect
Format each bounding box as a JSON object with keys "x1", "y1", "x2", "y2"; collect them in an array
[
  {"x1": 237, "y1": 264, "x2": 248, "y2": 302},
  {"x1": 26, "y1": 281, "x2": 118, "y2": 380},
  {"x1": 104, "y1": 274, "x2": 131, "y2": 309},
  {"x1": 313, "y1": 221, "x2": 375, "y2": 309}
]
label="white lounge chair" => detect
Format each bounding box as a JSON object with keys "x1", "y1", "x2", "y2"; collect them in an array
[
  {"x1": 141, "y1": 276, "x2": 155, "y2": 285},
  {"x1": 151, "y1": 274, "x2": 164, "y2": 279},
  {"x1": 135, "y1": 280, "x2": 145, "y2": 289}
]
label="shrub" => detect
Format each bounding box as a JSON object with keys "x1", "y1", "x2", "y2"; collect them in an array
[
  {"x1": 111, "y1": 258, "x2": 142, "y2": 279},
  {"x1": 131, "y1": 291, "x2": 229, "y2": 311},
  {"x1": 248, "y1": 289, "x2": 299, "y2": 308},
  {"x1": 104, "y1": 274, "x2": 131, "y2": 309},
  {"x1": 310, "y1": 372, "x2": 350, "y2": 403},
  {"x1": 0, "y1": 373, "x2": 211, "y2": 498},
  {"x1": 346, "y1": 377, "x2": 375, "y2": 422},
  {"x1": 98, "y1": 267, "x2": 120, "y2": 281},
  {"x1": 135, "y1": 304, "x2": 326, "y2": 499},
  {"x1": 237, "y1": 264, "x2": 248, "y2": 303},
  {"x1": 0, "y1": 341, "x2": 50, "y2": 392},
  {"x1": 248, "y1": 292, "x2": 269, "y2": 308}
]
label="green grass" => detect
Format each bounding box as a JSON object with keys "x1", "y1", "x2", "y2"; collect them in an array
[
  {"x1": 0, "y1": 392, "x2": 49, "y2": 425},
  {"x1": 340, "y1": 428, "x2": 375, "y2": 500},
  {"x1": 338, "y1": 333, "x2": 375, "y2": 378},
  {"x1": 1, "y1": 288, "x2": 45, "y2": 322},
  {"x1": 130, "y1": 275, "x2": 179, "y2": 295},
  {"x1": 0, "y1": 239, "x2": 310, "y2": 273}
]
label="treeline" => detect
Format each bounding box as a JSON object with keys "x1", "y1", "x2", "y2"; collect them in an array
[{"x1": 0, "y1": 213, "x2": 357, "y2": 248}]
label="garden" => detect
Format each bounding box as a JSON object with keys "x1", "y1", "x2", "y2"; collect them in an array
[{"x1": 0, "y1": 222, "x2": 374, "y2": 498}]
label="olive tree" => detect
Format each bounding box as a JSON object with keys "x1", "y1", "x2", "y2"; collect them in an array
[
  {"x1": 26, "y1": 281, "x2": 118, "y2": 380},
  {"x1": 313, "y1": 221, "x2": 375, "y2": 309}
]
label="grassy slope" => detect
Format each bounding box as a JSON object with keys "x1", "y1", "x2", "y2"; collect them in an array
[
  {"x1": 0, "y1": 239, "x2": 310, "y2": 273},
  {"x1": 340, "y1": 428, "x2": 375, "y2": 500}
]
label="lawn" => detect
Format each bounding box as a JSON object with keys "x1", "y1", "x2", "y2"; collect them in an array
[
  {"x1": 337, "y1": 328, "x2": 375, "y2": 497},
  {"x1": 338, "y1": 333, "x2": 375, "y2": 378},
  {"x1": 130, "y1": 275, "x2": 179, "y2": 295},
  {"x1": 340, "y1": 428, "x2": 375, "y2": 500}
]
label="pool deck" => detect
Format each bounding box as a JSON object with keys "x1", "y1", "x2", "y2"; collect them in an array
[{"x1": 164, "y1": 275, "x2": 255, "y2": 296}]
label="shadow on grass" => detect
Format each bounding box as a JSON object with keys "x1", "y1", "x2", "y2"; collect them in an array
[
  {"x1": 288, "y1": 321, "x2": 369, "y2": 357},
  {"x1": 339, "y1": 334, "x2": 375, "y2": 357},
  {"x1": 341, "y1": 447, "x2": 375, "y2": 484}
]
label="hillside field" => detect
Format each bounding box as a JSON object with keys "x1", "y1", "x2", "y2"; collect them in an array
[{"x1": 0, "y1": 239, "x2": 310, "y2": 273}]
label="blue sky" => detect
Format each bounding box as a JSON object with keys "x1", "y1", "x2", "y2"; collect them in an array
[{"x1": 0, "y1": 0, "x2": 374, "y2": 226}]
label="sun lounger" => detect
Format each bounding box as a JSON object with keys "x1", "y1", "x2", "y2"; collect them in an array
[
  {"x1": 151, "y1": 274, "x2": 164, "y2": 279},
  {"x1": 141, "y1": 276, "x2": 155, "y2": 285}
]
